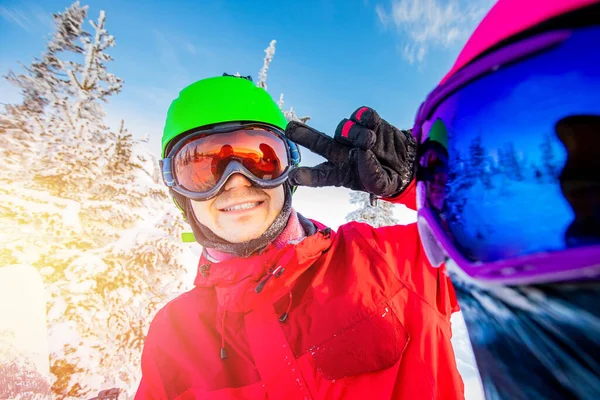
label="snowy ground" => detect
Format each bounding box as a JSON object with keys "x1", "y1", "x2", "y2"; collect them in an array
[
  {"x1": 451, "y1": 312, "x2": 484, "y2": 400},
  {"x1": 0, "y1": 266, "x2": 49, "y2": 378}
]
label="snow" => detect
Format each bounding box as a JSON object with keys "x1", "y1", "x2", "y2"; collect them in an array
[
  {"x1": 257, "y1": 40, "x2": 276, "y2": 90},
  {"x1": 346, "y1": 190, "x2": 399, "y2": 227},
  {"x1": 451, "y1": 312, "x2": 484, "y2": 400},
  {"x1": 0, "y1": 266, "x2": 50, "y2": 378}
]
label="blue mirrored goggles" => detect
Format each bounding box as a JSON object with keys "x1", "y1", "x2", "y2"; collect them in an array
[{"x1": 414, "y1": 25, "x2": 600, "y2": 284}]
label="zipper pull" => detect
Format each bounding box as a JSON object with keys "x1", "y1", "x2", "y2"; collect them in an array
[
  {"x1": 255, "y1": 266, "x2": 286, "y2": 293},
  {"x1": 220, "y1": 347, "x2": 229, "y2": 360}
]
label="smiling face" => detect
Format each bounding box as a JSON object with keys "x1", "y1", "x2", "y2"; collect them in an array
[{"x1": 191, "y1": 173, "x2": 285, "y2": 243}]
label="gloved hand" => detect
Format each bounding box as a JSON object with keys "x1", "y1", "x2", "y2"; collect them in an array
[{"x1": 285, "y1": 106, "x2": 416, "y2": 198}]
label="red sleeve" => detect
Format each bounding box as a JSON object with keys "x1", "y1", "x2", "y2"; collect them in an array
[
  {"x1": 368, "y1": 221, "x2": 460, "y2": 319},
  {"x1": 379, "y1": 178, "x2": 459, "y2": 316},
  {"x1": 382, "y1": 179, "x2": 416, "y2": 210}
]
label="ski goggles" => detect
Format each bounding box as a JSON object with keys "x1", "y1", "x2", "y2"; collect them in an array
[
  {"x1": 413, "y1": 25, "x2": 600, "y2": 284},
  {"x1": 161, "y1": 124, "x2": 300, "y2": 201}
]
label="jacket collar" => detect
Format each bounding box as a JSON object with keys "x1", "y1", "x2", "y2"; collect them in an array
[{"x1": 193, "y1": 218, "x2": 331, "y2": 312}]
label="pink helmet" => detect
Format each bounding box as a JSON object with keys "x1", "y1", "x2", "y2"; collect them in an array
[{"x1": 441, "y1": 0, "x2": 599, "y2": 84}]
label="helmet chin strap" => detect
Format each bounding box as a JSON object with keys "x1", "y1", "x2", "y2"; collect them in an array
[{"x1": 183, "y1": 183, "x2": 293, "y2": 258}]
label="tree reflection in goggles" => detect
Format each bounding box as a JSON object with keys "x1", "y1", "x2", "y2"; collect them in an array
[{"x1": 173, "y1": 128, "x2": 290, "y2": 192}]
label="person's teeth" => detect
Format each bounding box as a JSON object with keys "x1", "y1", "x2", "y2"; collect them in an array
[{"x1": 223, "y1": 202, "x2": 261, "y2": 211}]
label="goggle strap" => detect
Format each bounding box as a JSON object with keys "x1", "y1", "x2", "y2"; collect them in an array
[{"x1": 160, "y1": 158, "x2": 175, "y2": 187}]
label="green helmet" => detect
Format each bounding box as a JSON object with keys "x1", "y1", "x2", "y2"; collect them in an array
[{"x1": 162, "y1": 75, "x2": 289, "y2": 157}]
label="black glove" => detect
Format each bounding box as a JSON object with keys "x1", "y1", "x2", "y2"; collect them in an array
[{"x1": 285, "y1": 106, "x2": 416, "y2": 198}]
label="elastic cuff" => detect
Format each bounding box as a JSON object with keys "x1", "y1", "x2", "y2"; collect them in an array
[{"x1": 382, "y1": 179, "x2": 417, "y2": 210}]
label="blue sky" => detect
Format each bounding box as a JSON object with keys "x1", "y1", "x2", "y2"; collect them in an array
[{"x1": 0, "y1": 0, "x2": 495, "y2": 165}]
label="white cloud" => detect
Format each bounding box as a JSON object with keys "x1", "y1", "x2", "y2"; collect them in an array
[
  {"x1": 184, "y1": 42, "x2": 198, "y2": 56},
  {"x1": 402, "y1": 43, "x2": 427, "y2": 65},
  {"x1": 0, "y1": 6, "x2": 32, "y2": 32},
  {"x1": 153, "y1": 30, "x2": 192, "y2": 86},
  {"x1": 0, "y1": 4, "x2": 53, "y2": 33},
  {"x1": 152, "y1": 30, "x2": 214, "y2": 88},
  {"x1": 375, "y1": 0, "x2": 496, "y2": 64},
  {"x1": 375, "y1": 4, "x2": 390, "y2": 28}
]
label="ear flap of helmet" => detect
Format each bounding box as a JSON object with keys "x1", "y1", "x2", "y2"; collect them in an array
[{"x1": 170, "y1": 189, "x2": 188, "y2": 220}]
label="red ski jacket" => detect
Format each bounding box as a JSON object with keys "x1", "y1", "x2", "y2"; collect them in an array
[{"x1": 135, "y1": 184, "x2": 464, "y2": 399}]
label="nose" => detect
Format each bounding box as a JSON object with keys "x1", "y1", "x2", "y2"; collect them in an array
[{"x1": 223, "y1": 173, "x2": 253, "y2": 191}]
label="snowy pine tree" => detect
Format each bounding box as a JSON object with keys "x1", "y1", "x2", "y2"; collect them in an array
[
  {"x1": 4, "y1": 1, "x2": 120, "y2": 196},
  {"x1": 255, "y1": 39, "x2": 310, "y2": 123},
  {"x1": 500, "y1": 142, "x2": 524, "y2": 181},
  {"x1": 446, "y1": 145, "x2": 472, "y2": 224},
  {"x1": 277, "y1": 93, "x2": 311, "y2": 123},
  {"x1": 345, "y1": 191, "x2": 398, "y2": 227},
  {"x1": 540, "y1": 134, "x2": 561, "y2": 181},
  {"x1": 257, "y1": 40, "x2": 276, "y2": 90},
  {"x1": 44, "y1": 133, "x2": 189, "y2": 398},
  {"x1": 468, "y1": 134, "x2": 493, "y2": 188},
  {"x1": 1, "y1": 2, "x2": 191, "y2": 398}
]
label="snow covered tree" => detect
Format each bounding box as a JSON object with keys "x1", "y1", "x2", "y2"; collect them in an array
[
  {"x1": 444, "y1": 142, "x2": 477, "y2": 226},
  {"x1": 499, "y1": 142, "x2": 524, "y2": 181},
  {"x1": 468, "y1": 135, "x2": 485, "y2": 175},
  {"x1": 257, "y1": 40, "x2": 276, "y2": 90},
  {"x1": 0, "y1": 114, "x2": 35, "y2": 183},
  {"x1": 255, "y1": 39, "x2": 310, "y2": 123},
  {"x1": 277, "y1": 93, "x2": 311, "y2": 123},
  {"x1": 467, "y1": 134, "x2": 493, "y2": 188},
  {"x1": 540, "y1": 134, "x2": 561, "y2": 181},
  {"x1": 4, "y1": 0, "x2": 122, "y2": 197},
  {"x1": 1, "y1": 2, "x2": 191, "y2": 398},
  {"x1": 345, "y1": 191, "x2": 398, "y2": 227},
  {"x1": 42, "y1": 131, "x2": 190, "y2": 398}
]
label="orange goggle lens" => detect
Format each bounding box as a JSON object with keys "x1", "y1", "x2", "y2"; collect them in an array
[{"x1": 172, "y1": 128, "x2": 290, "y2": 192}]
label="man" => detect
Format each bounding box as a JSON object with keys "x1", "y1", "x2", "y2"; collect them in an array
[
  {"x1": 135, "y1": 75, "x2": 464, "y2": 399},
  {"x1": 412, "y1": 0, "x2": 600, "y2": 399}
]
